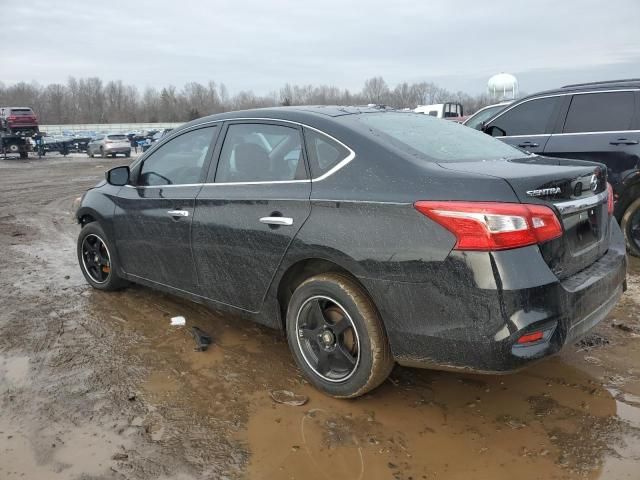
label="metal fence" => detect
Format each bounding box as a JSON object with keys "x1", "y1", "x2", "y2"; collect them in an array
[{"x1": 40, "y1": 122, "x2": 183, "y2": 135}]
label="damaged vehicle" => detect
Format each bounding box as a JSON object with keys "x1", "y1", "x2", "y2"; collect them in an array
[{"x1": 75, "y1": 106, "x2": 627, "y2": 398}]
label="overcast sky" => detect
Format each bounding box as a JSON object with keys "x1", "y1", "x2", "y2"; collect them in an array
[{"x1": 2, "y1": 0, "x2": 639, "y2": 95}]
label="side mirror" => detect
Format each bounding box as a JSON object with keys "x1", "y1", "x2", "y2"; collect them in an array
[
  {"x1": 484, "y1": 125, "x2": 506, "y2": 137},
  {"x1": 106, "y1": 166, "x2": 130, "y2": 186}
]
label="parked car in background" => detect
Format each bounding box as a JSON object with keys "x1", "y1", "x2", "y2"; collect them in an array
[
  {"x1": 414, "y1": 102, "x2": 463, "y2": 119},
  {"x1": 463, "y1": 101, "x2": 511, "y2": 130},
  {"x1": 87, "y1": 134, "x2": 132, "y2": 158},
  {"x1": 481, "y1": 79, "x2": 640, "y2": 255},
  {"x1": 76, "y1": 106, "x2": 625, "y2": 398},
  {"x1": 0, "y1": 106, "x2": 39, "y2": 136}
]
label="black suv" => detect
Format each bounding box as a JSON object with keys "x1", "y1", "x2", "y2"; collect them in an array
[{"x1": 482, "y1": 79, "x2": 640, "y2": 255}]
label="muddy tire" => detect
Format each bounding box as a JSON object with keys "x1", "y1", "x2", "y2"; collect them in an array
[
  {"x1": 77, "y1": 222, "x2": 128, "y2": 291},
  {"x1": 621, "y1": 197, "x2": 640, "y2": 257},
  {"x1": 286, "y1": 273, "x2": 393, "y2": 398}
]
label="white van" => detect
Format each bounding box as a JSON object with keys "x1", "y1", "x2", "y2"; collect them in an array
[{"x1": 414, "y1": 102, "x2": 463, "y2": 119}]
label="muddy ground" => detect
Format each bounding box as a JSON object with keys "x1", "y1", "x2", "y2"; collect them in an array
[{"x1": 0, "y1": 152, "x2": 639, "y2": 480}]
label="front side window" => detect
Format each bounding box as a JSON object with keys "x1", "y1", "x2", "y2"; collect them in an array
[
  {"x1": 486, "y1": 96, "x2": 560, "y2": 136},
  {"x1": 563, "y1": 91, "x2": 635, "y2": 133},
  {"x1": 464, "y1": 104, "x2": 507, "y2": 130},
  {"x1": 139, "y1": 127, "x2": 216, "y2": 186},
  {"x1": 215, "y1": 123, "x2": 305, "y2": 183},
  {"x1": 303, "y1": 128, "x2": 351, "y2": 178}
]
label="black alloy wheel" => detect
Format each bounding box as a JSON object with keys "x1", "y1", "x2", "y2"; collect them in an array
[
  {"x1": 296, "y1": 295, "x2": 360, "y2": 382},
  {"x1": 286, "y1": 273, "x2": 394, "y2": 398},
  {"x1": 81, "y1": 233, "x2": 111, "y2": 284}
]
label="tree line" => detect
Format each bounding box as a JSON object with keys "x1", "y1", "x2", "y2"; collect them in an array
[{"x1": 0, "y1": 76, "x2": 496, "y2": 125}]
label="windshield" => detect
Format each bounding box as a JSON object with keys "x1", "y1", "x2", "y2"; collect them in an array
[
  {"x1": 107, "y1": 134, "x2": 127, "y2": 140},
  {"x1": 355, "y1": 112, "x2": 525, "y2": 162},
  {"x1": 464, "y1": 105, "x2": 507, "y2": 130}
]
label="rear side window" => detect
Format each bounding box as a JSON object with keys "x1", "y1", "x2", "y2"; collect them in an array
[
  {"x1": 563, "y1": 91, "x2": 635, "y2": 133},
  {"x1": 487, "y1": 97, "x2": 560, "y2": 136},
  {"x1": 355, "y1": 112, "x2": 524, "y2": 162},
  {"x1": 215, "y1": 123, "x2": 305, "y2": 183},
  {"x1": 139, "y1": 127, "x2": 216, "y2": 186},
  {"x1": 10, "y1": 108, "x2": 33, "y2": 115},
  {"x1": 303, "y1": 129, "x2": 351, "y2": 178}
]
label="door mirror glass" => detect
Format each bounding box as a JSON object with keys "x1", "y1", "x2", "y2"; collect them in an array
[
  {"x1": 106, "y1": 166, "x2": 130, "y2": 186},
  {"x1": 485, "y1": 125, "x2": 506, "y2": 137}
]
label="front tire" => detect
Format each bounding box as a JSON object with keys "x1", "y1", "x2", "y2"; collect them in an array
[
  {"x1": 286, "y1": 273, "x2": 393, "y2": 398},
  {"x1": 621, "y1": 198, "x2": 640, "y2": 257},
  {"x1": 77, "y1": 222, "x2": 128, "y2": 291}
]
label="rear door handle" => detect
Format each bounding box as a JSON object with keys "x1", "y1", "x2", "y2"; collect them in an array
[
  {"x1": 259, "y1": 216, "x2": 293, "y2": 226},
  {"x1": 167, "y1": 209, "x2": 189, "y2": 217},
  {"x1": 610, "y1": 138, "x2": 639, "y2": 145},
  {"x1": 518, "y1": 141, "x2": 539, "y2": 148}
]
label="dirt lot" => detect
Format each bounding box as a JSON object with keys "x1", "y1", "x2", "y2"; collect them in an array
[{"x1": 0, "y1": 153, "x2": 639, "y2": 480}]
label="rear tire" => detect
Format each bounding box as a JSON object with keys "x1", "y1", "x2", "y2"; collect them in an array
[
  {"x1": 621, "y1": 198, "x2": 640, "y2": 257},
  {"x1": 77, "y1": 222, "x2": 128, "y2": 291},
  {"x1": 286, "y1": 273, "x2": 394, "y2": 398},
  {"x1": 19, "y1": 151, "x2": 28, "y2": 159}
]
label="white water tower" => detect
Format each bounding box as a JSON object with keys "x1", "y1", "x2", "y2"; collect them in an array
[{"x1": 488, "y1": 73, "x2": 519, "y2": 101}]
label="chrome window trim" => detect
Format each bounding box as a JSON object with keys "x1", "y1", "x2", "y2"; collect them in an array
[
  {"x1": 554, "y1": 190, "x2": 608, "y2": 215},
  {"x1": 129, "y1": 118, "x2": 355, "y2": 188},
  {"x1": 552, "y1": 129, "x2": 640, "y2": 137},
  {"x1": 486, "y1": 88, "x2": 639, "y2": 132}
]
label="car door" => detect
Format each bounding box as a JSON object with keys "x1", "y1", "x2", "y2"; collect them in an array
[
  {"x1": 192, "y1": 120, "x2": 311, "y2": 312},
  {"x1": 112, "y1": 125, "x2": 219, "y2": 292},
  {"x1": 484, "y1": 95, "x2": 565, "y2": 154},
  {"x1": 543, "y1": 90, "x2": 640, "y2": 190}
]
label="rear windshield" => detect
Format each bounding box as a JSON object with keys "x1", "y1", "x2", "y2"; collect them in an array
[
  {"x1": 107, "y1": 134, "x2": 127, "y2": 140},
  {"x1": 355, "y1": 112, "x2": 525, "y2": 162},
  {"x1": 10, "y1": 108, "x2": 34, "y2": 115}
]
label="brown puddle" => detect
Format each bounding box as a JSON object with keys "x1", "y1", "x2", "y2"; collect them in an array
[{"x1": 244, "y1": 357, "x2": 640, "y2": 480}]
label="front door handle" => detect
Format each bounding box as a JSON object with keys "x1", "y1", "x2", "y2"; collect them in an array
[
  {"x1": 610, "y1": 138, "x2": 639, "y2": 146},
  {"x1": 518, "y1": 141, "x2": 539, "y2": 148},
  {"x1": 167, "y1": 209, "x2": 189, "y2": 217},
  {"x1": 260, "y1": 216, "x2": 293, "y2": 226}
]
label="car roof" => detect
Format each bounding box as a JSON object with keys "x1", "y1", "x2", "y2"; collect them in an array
[
  {"x1": 183, "y1": 105, "x2": 391, "y2": 127},
  {"x1": 520, "y1": 78, "x2": 640, "y2": 101}
]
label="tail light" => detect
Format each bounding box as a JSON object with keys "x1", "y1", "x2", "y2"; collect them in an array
[
  {"x1": 414, "y1": 201, "x2": 563, "y2": 251},
  {"x1": 607, "y1": 183, "x2": 614, "y2": 216},
  {"x1": 7, "y1": 115, "x2": 16, "y2": 121},
  {"x1": 517, "y1": 331, "x2": 544, "y2": 344}
]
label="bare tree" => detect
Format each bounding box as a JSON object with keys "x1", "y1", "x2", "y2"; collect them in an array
[
  {"x1": 362, "y1": 76, "x2": 390, "y2": 104},
  {"x1": 0, "y1": 75, "x2": 497, "y2": 124}
]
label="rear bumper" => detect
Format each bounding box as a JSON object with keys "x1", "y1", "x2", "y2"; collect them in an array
[
  {"x1": 103, "y1": 146, "x2": 131, "y2": 154},
  {"x1": 362, "y1": 217, "x2": 627, "y2": 373}
]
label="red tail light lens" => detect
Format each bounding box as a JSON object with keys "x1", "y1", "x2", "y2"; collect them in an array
[
  {"x1": 414, "y1": 201, "x2": 563, "y2": 251},
  {"x1": 517, "y1": 331, "x2": 544, "y2": 344},
  {"x1": 7, "y1": 115, "x2": 16, "y2": 121},
  {"x1": 607, "y1": 183, "x2": 614, "y2": 216}
]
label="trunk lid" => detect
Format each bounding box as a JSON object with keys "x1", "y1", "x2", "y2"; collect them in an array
[{"x1": 438, "y1": 156, "x2": 610, "y2": 279}]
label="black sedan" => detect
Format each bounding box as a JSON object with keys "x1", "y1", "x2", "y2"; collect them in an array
[{"x1": 76, "y1": 106, "x2": 627, "y2": 398}]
